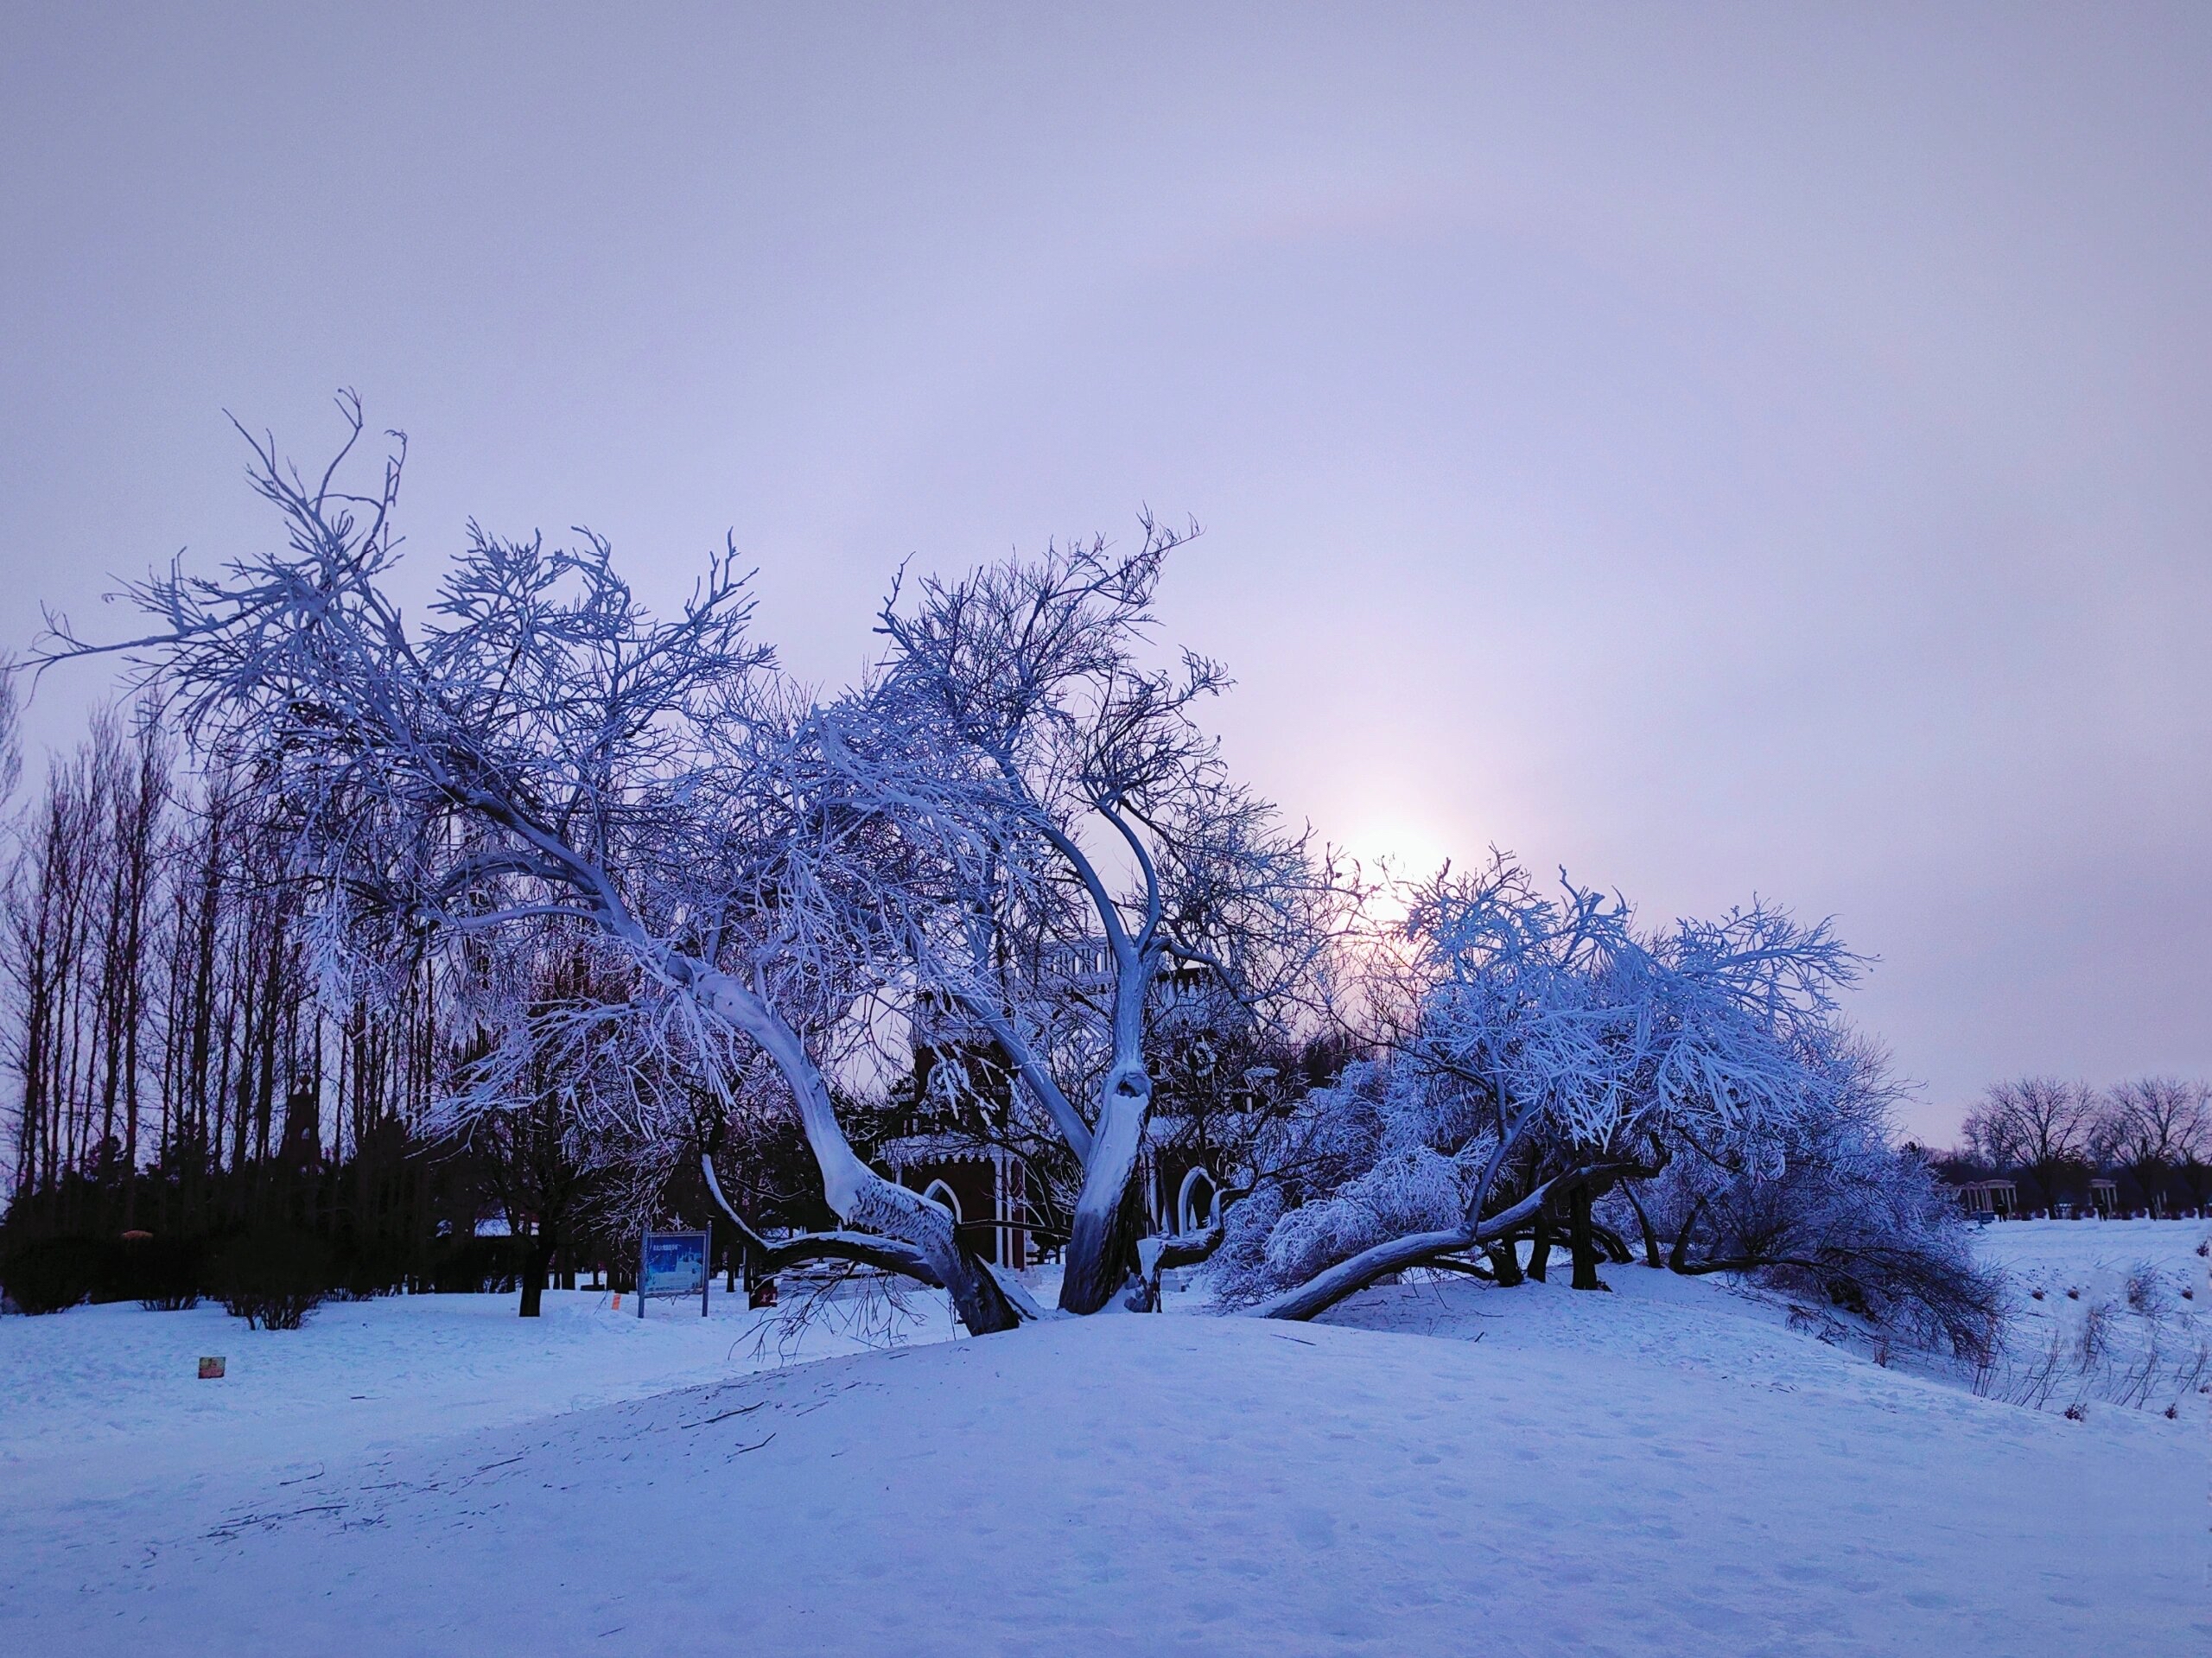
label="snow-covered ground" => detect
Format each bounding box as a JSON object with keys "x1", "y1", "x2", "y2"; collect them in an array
[
  {"x1": 1, "y1": 1227, "x2": 2203, "y2": 1655},
  {"x1": 1972, "y1": 1215, "x2": 2207, "y2": 1292},
  {"x1": 0, "y1": 1285, "x2": 956, "y2": 1508},
  {"x1": 1963, "y1": 1219, "x2": 2210, "y2": 1416}
]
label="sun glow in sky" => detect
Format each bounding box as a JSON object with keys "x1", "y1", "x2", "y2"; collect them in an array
[{"x1": 1337, "y1": 816, "x2": 1455, "y2": 895}]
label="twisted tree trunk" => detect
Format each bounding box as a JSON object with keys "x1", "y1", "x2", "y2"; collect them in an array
[
  {"x1": 1567, "y1": 1184, "x2": 1609, "y2": 1292},
  {"x1": 1059, "y1": 1065, "x2": 1153, "y2": 1314},
  {"x1": 1484, "y1": 1237, "x2": 1526, "y2": 1286},
  {"x1": 1526, "y1": 1216, "x2": 1553, "y2": 1282},
  {"x1": 1669, "y1": 1192, "x2": 1713, "y2": 1274},
  {"x1": 1622, "y1": 1185, "x2": 1664, "y2": 1268}
]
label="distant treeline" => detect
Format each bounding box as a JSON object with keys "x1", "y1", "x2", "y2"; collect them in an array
[
  {"x1": 0, "y1": 712, "x2": 809, "y2": 1313},
  {"x1": 1933, "y1": 1075, "x2": 2212, "y2": 1218}
]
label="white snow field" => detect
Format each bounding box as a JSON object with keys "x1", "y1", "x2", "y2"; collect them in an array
[{"x1": 1, "y1": 1228, "x2": 2203, "y2": 1657}]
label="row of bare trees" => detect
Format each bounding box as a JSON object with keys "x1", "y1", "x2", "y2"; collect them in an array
[
  {"x1": 0, "y1": 702, "x2": 883, "y2": 1314},
  {"x1": 1954, "y1": 1077, "x2": 2212, "y2": 1217},
  {"x1": 0, "y1": 708, "x2": 465, "y2": 1253}
]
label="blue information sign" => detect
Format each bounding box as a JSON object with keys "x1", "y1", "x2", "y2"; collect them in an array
[{"x1": 638, "y1": 1227, "x2": 710, "y2": 1317}]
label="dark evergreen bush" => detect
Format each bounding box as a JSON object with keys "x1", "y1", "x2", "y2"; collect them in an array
[
  {"x1": 425, "y1": 1234, "x2": 521, "y2": 1294},
  {"x1": 327, "y1": 1236, "x2": 409, "y2": 1300},
  {"x1": 213, "y1": 1229, "x2": 331, "y2": 1330},
  {"x1": 0, "y1": 1236, "x2": 117, "y2": 1314},
  {"x1": 121, "y1": 1234, "x2": 206, "y2": 1311}
]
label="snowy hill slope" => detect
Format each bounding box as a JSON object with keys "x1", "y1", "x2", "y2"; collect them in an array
[{"x1": 3, "y1": 1274, "x2": 2199, "y2": 1657}]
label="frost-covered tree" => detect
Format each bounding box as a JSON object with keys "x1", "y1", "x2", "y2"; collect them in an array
[
  {"x1": 834, "y1": 535, "x2": 1346, "y2": 1313},
  {"x1": 1213, "y1": 854, "x2": 1866, "y2": 1321},
  {"x1": 39, "y1": 398, "x2": 1024, "y2": 1334}
]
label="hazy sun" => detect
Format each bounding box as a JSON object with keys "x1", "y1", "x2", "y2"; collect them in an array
[{"x1": 1340, "y1": 815, "x2": 1452, "y2": 888}]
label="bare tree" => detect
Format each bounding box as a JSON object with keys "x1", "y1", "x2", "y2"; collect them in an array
[
  {"x1": 0, "y1": 671, "x2": 19, "y2": 806},
  {"x1": 1962, "y1": 1077, "x2": 2095, "y2": 1215},
  {"x1": 2097, "y1": 1077, "x2": 2211, "y2": 1216},
  {"x1": 2, "y1": 709, "x2": 169, "y2": 1219}
]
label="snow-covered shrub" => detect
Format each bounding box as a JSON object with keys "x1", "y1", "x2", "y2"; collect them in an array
[
  {"x1": 1651, "y1": 1045, "x2": 2004, "y2": 1359},
  {"x1": 2123, "y1": 1263, "x2": 2168, "y2": 1317},
  {"x1": 1721, "y1": 1153, "x2": 1997, "y2": 1358},
  {"x1": 1260, "y1": 1147, "x2": 1478, "y2": 1290},
  {"x1": 1210, "y1": 1060, "x2": 1491, "y2": 1307}
]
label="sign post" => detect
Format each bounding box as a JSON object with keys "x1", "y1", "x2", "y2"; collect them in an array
[{"x1": 638, "y1": 1226, "x2": 710, "y2": 1318}]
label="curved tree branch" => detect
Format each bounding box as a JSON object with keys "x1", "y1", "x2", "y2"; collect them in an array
[
  {"x1": 699, "y1": 1147, "x2": 947, "y2": 1288},
  {"x1": 1251, "y1": 1161, "x2": 1635, "y2": 1323}
]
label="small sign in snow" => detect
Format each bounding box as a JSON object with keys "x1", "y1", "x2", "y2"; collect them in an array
[{"x1": 198, "y1": 1357, "x2": 226, "y2": 1380}]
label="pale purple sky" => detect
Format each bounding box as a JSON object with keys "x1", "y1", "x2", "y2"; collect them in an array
[{"x1": 3, "y1": 5, "x2": 2206, "y2": 1140}]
